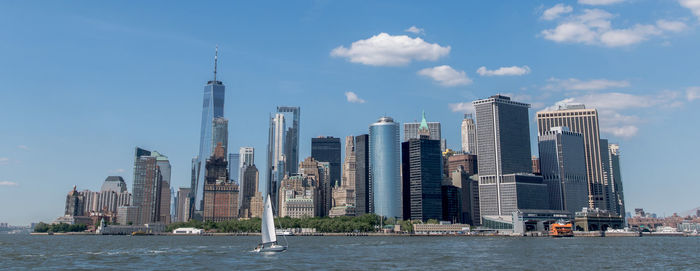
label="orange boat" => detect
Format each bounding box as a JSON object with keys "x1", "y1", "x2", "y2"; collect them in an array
[{"x1": 549, "y1": 221, "x2": 574, "y2": 237}]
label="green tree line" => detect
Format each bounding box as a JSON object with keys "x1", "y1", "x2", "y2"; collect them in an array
[
  {"x1": 166, "y1": 214, "x2": 417, "y2": 233},
  {"x1": 33, "y1": 222, "x2": 87, "y2": 233}
]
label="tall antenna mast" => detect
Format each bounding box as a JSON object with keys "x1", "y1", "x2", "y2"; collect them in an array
[{"x1": 214, "y1": 45, "x2": 218, "y2": 82}]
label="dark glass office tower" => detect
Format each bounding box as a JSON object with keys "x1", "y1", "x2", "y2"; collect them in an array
[
  {"x1": 354, "y1": 134, "x2": 370, "y2": 215},
  {"x1": 311, "y1": 136, "x2": 342, "y2": 187},
  {"x1": 538, "y1": 127, "x2": 588, "y2": 213},
  {"x1": 191, "y1": 48, "x2": 225, "y2": 219},
  {"x1": 401, "y1": 137, "x2": 443, "y2": 221}
]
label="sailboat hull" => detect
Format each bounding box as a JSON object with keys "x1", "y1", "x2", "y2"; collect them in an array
[{"x1": 254, "y1": 244, "x2": 287, "y2": 253}]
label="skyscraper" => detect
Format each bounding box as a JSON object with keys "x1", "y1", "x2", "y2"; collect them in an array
[
  {"x1": 203, "y1": 143, "x2": 238, "y2": 222},
  {"x1": 97, "y1": 176, "x2": 131, "y2": 215},
  {"x1": 536, "y1": 104, "x2": 607, "y2": 210},
  {"x1": 212, "y1": 117, "x2": 228, "y2": 155},
  {"x1": 369, "y1": 117, "x2": 401, "y2": 219},
  {"x1": 461, "y1": 114, "x2": 477, "y2": 154},
  {"x1": 157, "y1": 154, "x2": 172, "y2": 224},
  {"x1": 298, "y1": 157, "x2": 332, "y2": 216},
  {"x1": 239, "y1": 165, "x2": 259, "y2": 218},
  {"x1": 311, "y1": 136, "x2": 341, "y2": 187},
  {"x1": 265, "y1": 106, "x2": 300, "y2": 212},
  {"x1": 133, "y1": 147, "x2": 170, "y2": 224},
  {"x1": 191, "y1": 48, "x2": 226, "y2": 218},
  {"x1": 354, "y1": 134, "x2": 371, "y2": 215},
  {"x1": 473, "y1": 95, "x2": 549, "y2": 219},
  {"x1": 175, "y1": 187, "x2": 191, "y2": 222},
  {"x1": 404, "y1": 111, "x2": 445, "y2": 151},
  {"x1": 65, "y1": 186, "x2": 85, "y2": 217},
  {"x1": 329, "y1": 136, "x2": 357, "y2": 217},
  {"x1": 401, "y1": 137, "x2": 443, "y2": 221},
  {"x1": 277, "y1": 106, "x2": 300, "y2": 176},
  {"x1": 608, "y1": 144, "x2": 626, "y2": 220},
  {"x1": 447, "y1": 153, "x2": 478, "y2": 176},
  {"x1": 266, "y1": 113, "x2": 285, "y2": 210},
  {"x1": 538, "y1": 127, "x2": 588, "y2": 213},
  {"x1": 228, "y1": 153, "x2": 240, "y2": 182},
  {"x1": 599, "y1": 139, "x2": 619, "y2": 215}
]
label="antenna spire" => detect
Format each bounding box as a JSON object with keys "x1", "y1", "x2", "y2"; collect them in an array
[{"x1": 214, "y1": 45, "x2": 218, "y2": 82}]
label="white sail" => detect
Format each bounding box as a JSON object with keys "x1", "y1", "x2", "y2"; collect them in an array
[{"x1": 261, "y1": 194, "x2": 277, "y2": 244}]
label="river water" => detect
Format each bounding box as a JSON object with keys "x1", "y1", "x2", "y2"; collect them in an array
[{"x1": 2, "y1": 235, "x2": 698, "y2": 270}]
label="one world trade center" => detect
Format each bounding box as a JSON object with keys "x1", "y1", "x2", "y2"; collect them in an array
[{"x1": 190, "y1": 48, "x2": 225, "y2": 220}]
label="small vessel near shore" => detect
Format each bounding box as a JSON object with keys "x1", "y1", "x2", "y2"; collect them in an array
[
  {"x1": 253, "y1": 194, "x2": 287, "y2": 253},
  {"x1": 549, "y1": 221, "x2": 574, "y2": 237}
]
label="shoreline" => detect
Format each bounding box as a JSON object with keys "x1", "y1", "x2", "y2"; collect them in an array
[{"x1": 29, "y1": 232, "x2": 695, "y2": 237}]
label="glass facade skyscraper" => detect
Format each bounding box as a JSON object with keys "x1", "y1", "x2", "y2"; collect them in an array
[
  {"x1": 354, "y1": 134, "x2": 370, "y2": 215},
  {"x1": 311, "y1": 136, "x2": 342, "y2": 187},
  {"x1": 401, "y1": 137, "x2": 443, "y2": 221},
  {"x1": 538, "y1": 127, "x2": 588, "y2": 213},
  {"x1": 369, "y1": 117, "x2": 401, "y2": 219},
  {"x1": 536, "y1": 104, "x2": 607, "y2": 210},
  {"x1": 190, "y1": 50, "x2": 225, "y2": 218}
]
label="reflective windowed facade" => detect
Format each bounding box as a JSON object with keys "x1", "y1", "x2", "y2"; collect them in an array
[
  {"x1": 369, "y1": 117, "x2": 401, "y2": 219},
  {"x1": 192, "y1": 80, "x2": 225, "y2": 215}
]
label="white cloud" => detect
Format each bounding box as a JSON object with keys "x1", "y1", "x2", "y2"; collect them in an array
[
  {"x1": 541, "y1": 8, "x2": 687, "y2": 47},
  {"x1": 109, "y1": 168, "x2": 126, "y2": 174},
  {"x1": 0, "y1": 157, "x2": 8, "y2": 165},
  {"x1": 418, "y1": 65, "x2": 472, "y2": 87},
  {"x1": 687, "y1": 86, "x2": 700, "y2": 101},
  {"x1": 543, "y1": 77, "x2": 630, "y2": 91},
  {"x1": 579, "y1": 0, "x2": 625, "y2": 5},
  {"x1": 599, "y1": 24, "x2": 661, "y2": 47},
  {"x1": 542, "y1": 4, "x2": 573, "y2": 21},
  {"x1": 656, "y1": 20, "x2": 688, "y2": 32},
  {"x1": 448, "y1": 102, "x2": 476, "y2": 114},
  {"x1": 0, "y1": 181, "x2": 18, "y2": 187},
  {"x1": 545, "y1": 91, "x2": 685, "y2": 138},
  {"x1": 331, "y1": 33, "x2": 450, "y2": 66},
  {"x1": 405, "y1": 26, "x2": 425, "y2": 35},
  {"x1": 604, "y1": 125, "x2": 639, "y2": 137},
  {"x1": 345, "y1": 91, "x2": 366, "y2": 103},
  {"x1": 17, "y1": 145, "x2": 29, "y2": 150},
  {"x1": 477, "y1": 66, "x2": 531, "y2": 76},
  {"x1": 680, "y1": 0, "x2": 700, "y2": 19}
]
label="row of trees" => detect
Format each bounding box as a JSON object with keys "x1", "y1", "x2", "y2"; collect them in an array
[
  {"x1": 166, "y1": 214, "x2": 421, "y2": 233},
  {"x1": 33, "y1": 222, "x2": 87, "y2": 233}
]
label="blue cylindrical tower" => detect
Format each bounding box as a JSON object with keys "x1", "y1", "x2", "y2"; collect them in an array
[{"x1": 369, "y1": 116, "x2": 401, "y2": 219}]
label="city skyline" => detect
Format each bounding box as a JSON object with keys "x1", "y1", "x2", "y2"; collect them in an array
[{"x1": 2, "y1": 1, "x2": 700, "y2": 225}]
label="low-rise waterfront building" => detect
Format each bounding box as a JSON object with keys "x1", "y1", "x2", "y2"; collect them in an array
[
  {"x1": 574, "y1": 208, "x2": 624, "y2": 231},
  {"x1": 413, "y1": 223, "x2": 470, "y2": 234}
]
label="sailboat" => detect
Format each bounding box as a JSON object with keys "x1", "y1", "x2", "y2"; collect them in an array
[{"x1": 253, "y1": 194, "x2": 287, "y2": 253}]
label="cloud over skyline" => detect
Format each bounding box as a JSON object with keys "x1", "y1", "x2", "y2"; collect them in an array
[
  {"x1": 542, "y1": 4, "x2": 573, "y2": 20},
  {"x1": 578, "y1": 0, "x2": 626, "y2": 5},
  {"x1": 543, "y1": 77, "x2": 630, "y2": 91},
  {"x1": 418, "y1": 65, "x2": 472, "y2": 86},
  {"x1": 545, "y1": 91, "x2": 686, "y2": 137},
  {"x1": 345, "y1": 91, "x2": 366, "y2": 103},
  {"x1": 331, "y1": 33, "x2": 450, "y2": 66},
  {"x1": 477, "y1": 66, "x2": 531, "y2": 76},
  {"x1": 405, "y1": 26, "x2": 425, "y2": 35},
  {"x1": 448, "y1": 102, "x2": 476, "y2": 115},
  {"x1": 540, "y1": 7, "x2": 688, "y2": 47}
]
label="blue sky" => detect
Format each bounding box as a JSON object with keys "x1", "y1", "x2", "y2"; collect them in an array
[{"x1": 1, "y1": 0, "x2": 699, "y2": 225}]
